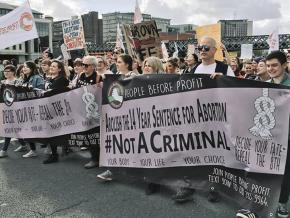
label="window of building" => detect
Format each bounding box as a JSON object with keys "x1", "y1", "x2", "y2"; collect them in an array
[
  {"x1": 34, "y1": 38, "x2": 40, "y2": 53},
  {"x1": 36, "y1": 22, "x2": 49, "y2": 37}
]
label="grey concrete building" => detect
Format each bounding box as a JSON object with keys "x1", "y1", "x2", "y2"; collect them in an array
[
  {"x1": 218, "y1": 19, "x2": 253, "y2": 37},
  {"x1": 167, "y1": 24, "x2": 198, "y2": 33},
  {"x1": 102, "y1": 12, "x2": 170, "y2": 44}
]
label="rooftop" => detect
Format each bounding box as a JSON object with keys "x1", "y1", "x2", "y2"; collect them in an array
[{"x1": 0, "y1": 2, "x2": 42, "y2": 15}]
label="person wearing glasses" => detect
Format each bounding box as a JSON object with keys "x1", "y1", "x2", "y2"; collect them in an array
[
  {"x1": 96, "y1": 56, "x2": 113, "y2": 79},
  {"x1": 76, "y1": 56, "x2": 100, "y2": 169},
  {"x1": 76, "y1": 56, "x2": 98, "y2": 87},
  {"x1": 172, "y1": 36, "x2": 235, "y2": 204},
  {"x1": 69, "y1": 58, "x2": 84, "y2": 88},
  {"x1": 0, "y1": 65, "x2": 27, "y2": 158},
  {"x1": 182, "y1": 53, "x2": 199, "y2": 74},
  {"x1": 193, "y1": 36, "x2": 235, "y2": 77}
]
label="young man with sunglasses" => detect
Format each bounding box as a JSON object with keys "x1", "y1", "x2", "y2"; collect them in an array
[{"x1": 192, "y1": 36, "x2": 235, "y2": 77}]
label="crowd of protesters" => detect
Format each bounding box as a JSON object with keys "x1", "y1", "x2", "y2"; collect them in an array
[{"x1": 0, "y1": 36, "x2": 290, "y2": 218}]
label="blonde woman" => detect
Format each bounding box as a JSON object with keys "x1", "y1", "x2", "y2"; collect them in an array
[{"x1": 142, "y1": 56, "x2": 164, "y2": 74}]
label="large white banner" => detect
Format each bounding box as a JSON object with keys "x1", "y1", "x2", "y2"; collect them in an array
[
  {"x1": 100, "y1": 75, "x2": 290, "y2": 176},
  {"x1": 0, "y1": 85, "x2": 101, "y2": 138},
  {"x1": 100, "y1": 74, "x2": 290, "y2": 218},
  {"x1": 0, "y1": 0, "x2": 38, "y2": 50}
]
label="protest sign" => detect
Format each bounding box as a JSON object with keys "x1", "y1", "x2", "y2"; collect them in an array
[
  {"x1": 0, "y1": 85, "x2": 101, "y2": 138},
  {"x1": 240, "y1": 44, "x2": 253, "y2": 59},
  {"x1": 196, "y1": 23, "x2": 223, "y2": 61},
  {"x1": 267, "y1": 28, "x2": 279, "y2": 53},
  {"x1": 100, "y1": 74, "x2": 290, "y2": 217},
  {"x1": 62, "y1": 17, "x2": 86, "y2": 50},
  {"x1": 123, "y1": 20, "x2": 162, "y2": 62},
  {"x1": 0, "y1": 0, "x2": 38, "y2": 50}
]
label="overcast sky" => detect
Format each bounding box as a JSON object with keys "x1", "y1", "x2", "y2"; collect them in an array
[{"x1": 2, "y1": 0, "x2": 290, "y2": 35}]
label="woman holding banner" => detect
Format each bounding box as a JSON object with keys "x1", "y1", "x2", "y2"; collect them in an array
[
  {"x1": 19, "y1": 61, "x2": 45, "y2": 158},
  {"x1": 43, "y1": 60, "x2": 69, "y2": 164},
  {"x1": 97, "y1": 54, "x2": 136, "y2": 181},
  {"x1": 0, "y1": 65, "x2": 27, "y2": 158},
  {"x1": 116, "y1": 54, "x2": 138, "y2": 77}
]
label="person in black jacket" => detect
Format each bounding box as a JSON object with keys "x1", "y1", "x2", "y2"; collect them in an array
[
  {"x1": 182, "y1": 53, "x2": 199, "y2": 74},
  {"x1": 43, "y1": 60, "x2": 69, "y2": 164},
  {"x1": 76, "y1": 56, "x2": 100, "y2": 169}
]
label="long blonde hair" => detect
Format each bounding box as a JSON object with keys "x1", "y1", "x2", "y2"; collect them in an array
[{"x1": 142, "y1": 57, "x2": 163, "y2": 74}]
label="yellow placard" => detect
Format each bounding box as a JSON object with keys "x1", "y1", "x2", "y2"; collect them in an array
[
  {"x1": 196, "y1": 23, "x2": 223, "y2": 61},
  {"x1": 228, "y1": 51, "x2": 238, "y2": 59}
]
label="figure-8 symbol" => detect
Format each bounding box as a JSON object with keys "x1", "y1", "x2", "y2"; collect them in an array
[
  {"x1": 249, "y1": 88, "x2": 275, "y2": 140},
  {"x1": 82, "y1": 86, "x2": 100, "y2": 119}
]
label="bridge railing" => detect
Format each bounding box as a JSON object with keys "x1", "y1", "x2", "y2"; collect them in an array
[{"x1": 86, "y1": 34, "x2": 290, "y2": 53}]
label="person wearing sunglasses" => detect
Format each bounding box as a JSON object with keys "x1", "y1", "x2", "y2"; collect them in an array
[
  {"x1": 77, "y1": 56, "x2": 98, "y2": 87},
  {"x1": 76, "y1": 56, "x2": 100, "y2": 169},
  {"x1": 192, "y1": 36, "x2": 235, "y2": 78},
  {"x1": 173, "y1": 37, "x2": 235, "y2": 204}
]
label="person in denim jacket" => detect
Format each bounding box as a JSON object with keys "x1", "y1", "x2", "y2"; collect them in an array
[
  {"x1": 18, "y1": 61, "x2": 45, "y2": 158},
  {"x1": 22, "y1": 61, "x2": 45, "y2": 90}
]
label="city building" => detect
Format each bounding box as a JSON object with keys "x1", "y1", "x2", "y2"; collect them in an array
[
  {"x1": 82, "y1": 11, "x2": 103, "y2": 44},
  {"x1": 167, "y1": 24, "x2": 198, "y2": 33},
  {"x1": 152, "y1": 17, "x2": 170, "y2": 32},
  {"x1": 0, "y1": 3, "x2": 53, "y2": 63},
  {"x1": 218, "y1": 19, "x2": 253, "y2": 37},
  {"x1": 102, "y1": 12, "x2": 171, "y2": 43},
  {"x1": 52, "y1": 20, "x2": 65, "y2": 57},
  {"x1": 102, "y1": 12, "x2": 151, "y2": 43}
]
